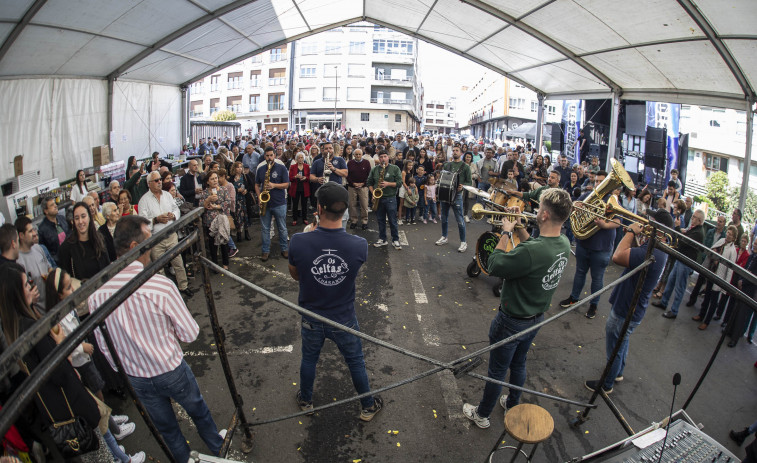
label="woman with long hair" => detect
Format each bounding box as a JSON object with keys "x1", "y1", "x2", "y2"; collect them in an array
[
  {"x1": 0, "y1": 264, "x2": 115, "y2": 462},
  {"x1": 71, "y1": 169, "x2": 88, "y2": 203},
  {"x1": 201, "y1": 171, "x2": 232, "y2": 270},
  {"x1": 58, "y1": 202, "x2": 111, "y2": 281},
  {"x1": 637, "y1": 189, "x2": 653, "y2": 217},
  {"x1": 230, "y1": 162, "x2": 250, "y2": 241},
  {"x1": 530, "y1": 155, "x2": 547, "y2": 185},
  {"x1": 398, "y1": 160, "x2": 415, "y2": 225},
  {"x1": 289, "y1": 152, "x2": 310, "y2": 226},
  {"x1": 416, "y1": 148, "x2": 433, "y2": 176},
  {"x1": 343, "y1": 144, "x2": 354, "y2": 162}
]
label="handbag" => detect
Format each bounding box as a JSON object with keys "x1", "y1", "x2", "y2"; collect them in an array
[{"x1": 22, "y1": 364, "x2": 99, "y2": 458}]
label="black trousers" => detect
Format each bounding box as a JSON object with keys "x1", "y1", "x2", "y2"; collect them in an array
[
  {"x1": 292, "y1": 190, "x2": 308, "y2": 221},
  {"x1": 205, "y1": 226, "x2": 229, "y2": 266}
]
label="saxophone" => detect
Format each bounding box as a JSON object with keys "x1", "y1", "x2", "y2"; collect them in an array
[
  {"x1": 323, "y1": 151, "x2": 331, "y2": 178},
  {"x1": 372, "y1": 163, "x2": 386, "y2": 210},
  {"x1": 259, "y1": 161, "x2": 272, "y2": 215}
]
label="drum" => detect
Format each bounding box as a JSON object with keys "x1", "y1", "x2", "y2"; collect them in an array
[
  {"x1": 489, "y1": 189, "x2": 508, "y2": 208},
  {"x1": 475, "y1": 231, "x2": 501, "y2": 276},
  {"x1": 438, "y1": 170, "x2": 459, "y2": 204}
]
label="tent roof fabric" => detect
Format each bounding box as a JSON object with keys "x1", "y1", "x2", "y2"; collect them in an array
[{"x1": 0, "y1": 0, "x2": 755, "y2": 108}]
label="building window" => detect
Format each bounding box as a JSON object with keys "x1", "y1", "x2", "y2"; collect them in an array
[
  {"x1": 249, "y1": 95, "x2": 260, "y2": 112},
  {"x1": 361, "y1": 113, "x2": 370, "y2": 121},
  {"x1": 268, "y1": 93, "x2": 284, "y2": 111},
  {"x1": 190, "y1": 81, "x2": 204, "y2": 94},
  {"x1": 189, "y1": 100, "x2": 203, "y2": 118},
  {"x1": 300, "y1": 65, "x2": 316, "y2": 78},
  {"x1": 347, "y1": 87, "x2": 362, "y2": 101},
  {"x1": 547, "y1": 105, "x2": 556, "y2": 115},
  {"x1": 299, "y1": 88, "x2": 316, "y2": 102},
  {"x1": 249, "y1": 70, "x2": 260, "y2": 87},
  {"x1": 530, "y1": 101, "x2": 538, "y2": 112},
  {"x1": 426, "y1": 104, "x2": 434, "y2": 108},
  {"x1": 704, "y1": 153, "x2": 728, "y2": 173},
  {"x1": 226, "y1": 96, "x2": 242, "y2": 113},
  {"x1": 376, "y1": 40, "x2": 414, "y2": 55},
  {"x1": 325, "y1": 41, "x2": 341, "y2": 54},
  {"x1": 347, "y1": 63, "x2": 365, "y2": 77},
  {"x1": 395, "y1": 114, "x2": 401, "y2": 122},
  {"x1": 227, "y1": 72, "x2": 242, "y2": 90},
  {"x1": 210, "y1": 98, "x2": 220, "y2": 114},
  {"x1": 270, "y1": 46, "x2": 287, "y2": 62},
  {"x1": 323, "y1": 87, "x2": 337, "y2": 101},
  {"x1": 508, "y1": 98, "x2": 525, "y2": 110},
  {"x1": 709, "y1": 119, "x2": 721, "y2": 127},
  {"x1": 210, "y1": 75, "x2": 219, "y2": 92},
  {"x1": 301, "y1": 42, "x2": 318, "y2": 55},
  {"x1": 426, "y1": 118, "x2": 433, "y2": 123},
  {"x1": 349, "y1": 41, "x2": 365, "y2": 54},
  {"x1": 268, "y1": 68, "x2": 286, "y2": 86}
]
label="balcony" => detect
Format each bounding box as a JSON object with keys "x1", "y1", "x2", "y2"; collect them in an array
[
  {"x1": 370, "y1": 97, "x2": 412, "y2": 105},
  {"x1": 269, "y1": 53, "x2": 287, "y2": 63},
  {"x1": 189, "y1": 111, "x2": 204, "y2": 118},
  {"x1": 227, "y1": 81, "x2": 242, "y2": 90},
  {"x1": 210, "y1": 107, "x2": 219, "y2": 114},
  {"x1": 190, "y1": 86, "x2": 204, "y2": 94},
  {"x1": 268, "y1": 77, "x2": 286, "y2": 86},
  {"x1": 373, "y1": 73, "x2": 413, "y2": 87},
  {"x1": 210, "y1": 84, "x2": 219, "y2": 92},
  {"x1": 249, "y1": 79, "x2": 261, "y2": 88},
  {"x1": 268, "y1": 102, "x2": 285, "y2": 111},
  {"x1": 227, "y1": 105, "x2": 242, "y2": 113},
  {"x1": 249, "y1": 104, "x2": 260, "y2": 112}
]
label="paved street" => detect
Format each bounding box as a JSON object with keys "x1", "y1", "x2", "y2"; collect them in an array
[{"x1": 109, "y1": 213, "x2": 757, "y2": 462}]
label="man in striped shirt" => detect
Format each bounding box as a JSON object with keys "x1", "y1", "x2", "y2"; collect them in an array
[{"x1": 88, "y1": 215, "x2": 224, "y2": 463}]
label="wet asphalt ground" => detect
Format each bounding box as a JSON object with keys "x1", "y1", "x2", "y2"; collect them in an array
[{"x1": 105, "y1": 210, "x2": 756, "y2": 463}]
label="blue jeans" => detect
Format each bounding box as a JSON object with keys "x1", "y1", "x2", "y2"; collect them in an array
[
  {"x1": 661, "y1": 261, "x2": 693, "y2": 315},
  {"x1": 441, "y1": 194, "x2": 466, "y2": 242},
  {"x1": 476, "y1": 181, "x2": 490, "y2": 205},
  {"x1": 425, "y1": 199, "x2": 437, "y2": 220},
  {"x1": 299, "y1": 317, "x2": 375, "y2": 409},
  {"x1": 228, "y1": 235, "x2": 236, "y2": 250},
  {"x1": 604, "y1": 310, "x2": 641, "y2": 390},
  {"x1": 128, "y1": 360, "x2": 222, "y2": 463},
  {"x1": 417, "y1": 194, "x2": 427, "y2": 220},
  {"x1": 477, "y1": 311, "x2": 543, "y2": 418},
  {"x1": 261, "y1": 203, "x2": 288, "y2": 253},
  {"x1": 103, "y1": 430, "x2": 129, "y2": 463},
  {"x1": 570, "y1": 243, "x2": 612, "y2": 305},
  {"x1": 376, "y1": 196, "x2": 399, "y2": 242}
]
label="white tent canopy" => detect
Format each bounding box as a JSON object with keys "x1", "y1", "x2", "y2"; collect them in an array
[{"x1": 0, "y1": 0, "x2": 755, "y2": 182}]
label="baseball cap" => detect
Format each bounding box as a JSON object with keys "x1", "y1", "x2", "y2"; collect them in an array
[{"x1": 316, "y1": 181, "x2": 348, "y2": 213}]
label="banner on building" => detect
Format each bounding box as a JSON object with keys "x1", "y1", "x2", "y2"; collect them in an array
[
  {"x1": 645, "y1": 101, "x2": 680, "y2": 184},
  {"x1": 562, "y1": 100, "x2": 582, "y2": 163}
]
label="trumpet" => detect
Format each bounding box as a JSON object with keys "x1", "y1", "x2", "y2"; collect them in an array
[{"x1": 470, "y1": 203, "x2": 537, "y2": 226}]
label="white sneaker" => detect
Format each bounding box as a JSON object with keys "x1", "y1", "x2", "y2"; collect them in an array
[
  {"x1": 423, "y1": 219, "x2": 427, "y2": 224},
  {"x1": 435, "y1": 236, "x2": 448, "y2": 245},
  {"x1": 464, "y1": 215, "x2": 470, "y2": 223},
  {"x1": 114, "y1": 422, "x2": 135, "y2": 440},
  {"x1": 112, "y1": 414, "x2": 129, "y2": 425},
  {"x1": 219, "y1": 428, "x2": 228, "y2": 439},
  {"x1": 129, "y1": 451, "x2": 146, "y2": 463},
  {"x1": 458, "y1": 242, "x2": 468, "y2": 252},
  {"x1": 499, "y1": 394, "x2": 509, "y2": 413},
  {"x1": 398, "y1": 219, "x2": 404, "y2": 225},
  {"x1": 373, "y1": 239, "x2": 388, "y2": 247},
  {"x1": 392, "y1": 241, "x2": 402, "y2": 250},
  {"x1": 462, "y1": 403, "x2": 490, "y2": 429}
]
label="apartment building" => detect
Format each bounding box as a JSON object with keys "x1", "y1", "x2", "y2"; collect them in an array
[
  {"x1": 291, "y1": 23, "x2": 422, "y2": 134},
  {"x1": 464, "y1": 71, "x2": 561, "y2": 140},
  {"x1": 188, "y1": 23, "x2": 424, "y2": 135},
  {"x1": 422, "y1": 98, "x2": 457, "y2": 134},
  {"x1": 188, "y1": 44, "x2": 291, "y2": 133}
]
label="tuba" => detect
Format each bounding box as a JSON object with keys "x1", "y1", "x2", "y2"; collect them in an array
[
  {"x1": 259, "y1": 161, "x2": 272, "y2": 216},
  {"x1": 372, "y1": 163, "x2": 386, "y2": 210},
  {"x1": 569, "y1": 158, "x2": 635, "y2": 240}
]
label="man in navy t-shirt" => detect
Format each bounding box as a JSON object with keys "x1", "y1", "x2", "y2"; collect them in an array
[
  {"x1": 585, "y1": 209, "x2": 672, "y2": 394},
  {"x1": 255, "y1": 146, "x2": 290, "y2": 261},
  {"x1": 310, "y1": 141, "x2": 348, "y2": 185},
  {"x1": 288, "y1": 182, "x2": 383, "y2": 422}
]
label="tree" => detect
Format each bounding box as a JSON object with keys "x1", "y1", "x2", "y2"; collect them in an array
[
  {"x1": 212, "y1": 109, "x2": 236, "y2": 121},
  {"x1": 705, "y1": 171, "x2": 730, "y2": 212},
  {"x1": 729, "y1": 186, "x2": 757, "y2": 226}
]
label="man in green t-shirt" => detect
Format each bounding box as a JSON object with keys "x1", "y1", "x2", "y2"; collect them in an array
[
  {"x1": 463, "y1": 188, "x2": 572, "y2": 429},
  {"x1": 505, "y1": 170, "x2": 561, "y2": 209},
  {"x1": 435, "y1": 146, "x2": 472, "y2": 252},
  {"x1": 367, "y1": 151, "x2": 403, "y2": 249}
]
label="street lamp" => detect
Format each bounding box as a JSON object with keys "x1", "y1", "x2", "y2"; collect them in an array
[{"x1": 333, "y1": 65, "x2": 338, "y2": 132}]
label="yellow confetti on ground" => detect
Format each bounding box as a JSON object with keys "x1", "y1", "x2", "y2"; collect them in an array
[
  {"x1": 532, "y1": 343, "x2": 536, "y2": 346},
  {"x1": 297, "y1": 447, "x2": 301, "y2": 451},
  {"x1": 432, "y1": 410, "x2": 437, "y2": 413},
  {"x1": 585, "y1": 430, "x2": 589, "y2": 434},
  {"x1": 578, "y1": 346, "x2": 582, "y2": 348},
  {"x1": 299, "y1": 421, "x2": 302, "y2": 425},
  {"x1": 293, "y1": 382, "x2": 297, "y2": 385},
  {"x1": 253, "y1": 407, "x2": 256, "y2": 411},
  {"x1": 334, "y1": 398, "x2": 337, "y2": 401},
  {"x1": 403, "y1": 325, "x2": 406, "y2": 329},
  {"x1": 405, "y1": 302, "x2": 408, "y2": 304},
  {"x1": 462, "y1": 345, "x2": 467, "y2": 349},
  {"x1": 393, "y1": 430, "x2": 399, "y2": 435},
  {"x1": 353, "y1": 460, "x2": 362, "y2": 463},
  {"x1": 387, "y1": 430, "x2": 392, "y2": 434},
  {"x1": 397, "y1": 442, "x2": 401, "y2": 447}
]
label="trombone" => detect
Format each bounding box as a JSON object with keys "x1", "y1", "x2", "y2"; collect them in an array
[{"x1": 572, "y1": 196, "x2": 674, "y2": 244}]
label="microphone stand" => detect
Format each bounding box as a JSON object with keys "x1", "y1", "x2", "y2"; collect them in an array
[{"x1": 656, "y1": 373, "x2": 681, "y2": 463}]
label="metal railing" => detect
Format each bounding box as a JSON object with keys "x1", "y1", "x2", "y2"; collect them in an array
[
  {"x1": 267, "y1": 102, "x2": 284, "y2": 111},
  {"x1": 370, "y1": 97, "x2": 412, "y2": 104},
  {"x1": 268, "y1": 77, "x2": 285, "y2": 86}
]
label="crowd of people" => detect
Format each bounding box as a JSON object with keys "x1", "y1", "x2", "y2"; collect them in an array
[{"x1": 1, "y1": 127, "x2": 756, "y2": 461}]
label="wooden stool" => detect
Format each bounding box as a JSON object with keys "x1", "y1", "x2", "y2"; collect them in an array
[{"x1": 489, "y1": 404, "x2": 554, "y2": 463}]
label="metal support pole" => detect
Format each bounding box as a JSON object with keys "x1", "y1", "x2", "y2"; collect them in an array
[
  {"x1": 572, "y1": 230, "x2": 657, "y2": 429},
  {"x1": 334, "y1": 66, "x2": 338, "y2": 132},
  {"x1": 195, "y1": 219, "x2": 255, "y2": 453},
  {"x1": 606, "y1": 92, "x2": 621, "y2": 172},
  {"x1": 107, "y1": 77, "x2": 114, "y2": 153},
  {"x1": 535, "y1": 93, "x2": 545, "y2": 154},
  {"x1": 739, "y1": 99, "x2": 754, "y2": 211},
  {"x1": 100, "y1": 324, "x2": 177, "y2": 463},
  {"x1": 181, "y1": 85, "x2": 189, "y2": 147}
]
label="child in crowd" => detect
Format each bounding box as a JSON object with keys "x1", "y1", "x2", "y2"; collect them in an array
[
  {"x1": 425, "y1": 175, "x2": 438, "y2": 223},
  {"x1": 503, "y1": 169, "x2": 518, "y2": 191},
  {"x1": 404, "y1": 177, "x2": 419, "y2": 224},
  {"x1": 414, "y1": 166, "x2": 428, "y2": 224},
  {"x1": 670, "y1": 168, "x2": 682, "y2": 193}
]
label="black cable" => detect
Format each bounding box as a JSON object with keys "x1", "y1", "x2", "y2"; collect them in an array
[{"x1": 657, "y1": 373, "x2": 681, "y2": 463}]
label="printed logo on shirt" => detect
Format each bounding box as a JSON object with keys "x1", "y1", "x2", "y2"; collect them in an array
[
  {"x1": 311, "y1": 249, "x2": 349, "y2": 286},
  {"x1": 271, "y1": 170, "x2": 279, "y2": 179},
  {"x1": 542, "y1": 252, "x2": 568, "y2": 290}
]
